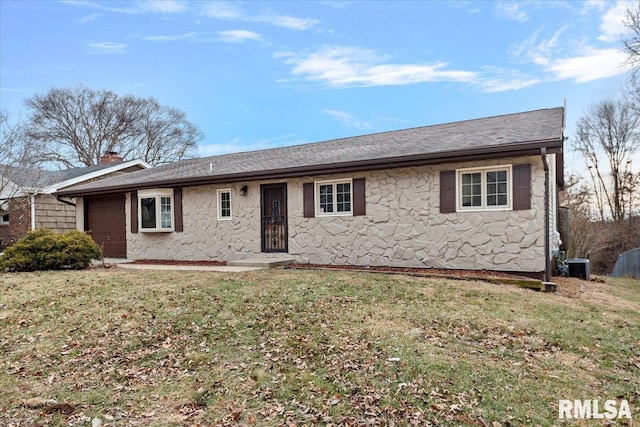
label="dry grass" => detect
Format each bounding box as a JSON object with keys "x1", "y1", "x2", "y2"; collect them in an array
[{"x1": 0, "y1": 268, "x2": 638, "y2": 426}]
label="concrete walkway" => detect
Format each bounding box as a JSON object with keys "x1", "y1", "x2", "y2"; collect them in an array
[{"x1": 95, "y1": 258, "x2": 266, "y2": 272}]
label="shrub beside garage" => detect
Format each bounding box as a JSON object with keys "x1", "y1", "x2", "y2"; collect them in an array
[{"x1": 0, "y1": 229, "x2": 101, "y2": 272}]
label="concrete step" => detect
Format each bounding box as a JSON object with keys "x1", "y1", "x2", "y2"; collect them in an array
[{"x1": 227, "y1": 257, "x2": 295, "y2": 268}]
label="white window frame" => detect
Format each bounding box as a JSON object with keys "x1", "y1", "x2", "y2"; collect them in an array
[
  {"x1": 217, "y1": 189, "x2": 232, "y2": 220},
  {"x1": 315, "y1": 178, "x2": 353, "y2": 217},
  {"x1": 0, "y1": 201, "x2": 8, "y2": 225},
  {"x1": 138, "y1": 188, "x2": 174, "y2": 232},
  {"x1": 456, "y1": 165, "x2": 512, "y2": 211}
]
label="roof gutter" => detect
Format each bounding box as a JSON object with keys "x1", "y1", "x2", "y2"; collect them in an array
[{"x1": 56, "y1": 195, "x2": 76, "y2": 207}]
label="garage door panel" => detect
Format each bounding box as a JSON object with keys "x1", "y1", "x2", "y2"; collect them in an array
[{"x1": 85, "y1": 195, "x2": 126, "y2": 258}]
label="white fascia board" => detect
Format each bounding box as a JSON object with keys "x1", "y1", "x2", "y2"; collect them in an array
[{"x1": 43, "y1": 159, "x2": 152, "y2": 194}]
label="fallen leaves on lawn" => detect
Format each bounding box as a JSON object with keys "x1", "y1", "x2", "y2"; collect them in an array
[{"x1": 2, "y1": 270, "x2": 638, "y2": 426}]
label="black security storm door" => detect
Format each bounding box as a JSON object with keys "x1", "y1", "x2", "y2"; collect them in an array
[{"x1": 261, "y1": 183, "x2": 288, "y2": 253}]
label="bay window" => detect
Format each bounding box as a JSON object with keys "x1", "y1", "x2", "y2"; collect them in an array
[{"x1": 138, "y1": 189, "x2": 174, "y2": 232}]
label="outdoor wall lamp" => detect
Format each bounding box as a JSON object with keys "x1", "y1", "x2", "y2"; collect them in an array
[{"x1": 240, "y1": 185, "x2": 248, "y2": 196}]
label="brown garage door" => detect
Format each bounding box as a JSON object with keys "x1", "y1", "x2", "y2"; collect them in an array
[{"x1": 85, "y1": 194, "x2": 126, "y2": 258}]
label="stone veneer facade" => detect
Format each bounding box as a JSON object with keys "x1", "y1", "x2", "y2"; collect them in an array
[{"x1": 126, "y1": 155, "x2": 556, "y2": 275}]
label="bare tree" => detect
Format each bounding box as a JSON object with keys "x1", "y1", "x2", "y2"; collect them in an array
[
  {"x1": 136, "y1": 99, "x2": 202, "y2": 166},
  {"x1": 24, "y1": 85, "x2": 203, "y2": 167},
  {"x1": 0, "y1": 111, "x2": 39, "y2": 196},
  {"x1": 623, "y1": 3, "x2": 640, "y2": 110},
  {"x1": 0, "y1": 111, "x2": 41, "y2": 248},
  {"x1": 623, "y1": 3, "x2": 640, "y2": 70},
  {"x1": 574, "y1": 99, "x2": 640, "y2": 221},
  {"x1": 560, "y1": 173, "x2": 640, "y2": 273},
  {"x1": 559, "y1": 175, "x2": 594, "y2": 258}
]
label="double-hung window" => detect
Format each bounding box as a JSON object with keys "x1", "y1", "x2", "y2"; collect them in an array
[
  {"x1": 316, "y1": 179, "x2": 352, "y2": 216},
  {"x1": 217, "y1": 189, "x2": 232, "y2": 220},
  {"x1": 457, "y1": 166, "x2": 511, "y2": 211},
  {"x1": 138, "y1": 189, "x2": 174, "y2": 232}
]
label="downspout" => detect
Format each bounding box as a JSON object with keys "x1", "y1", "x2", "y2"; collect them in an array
[
  {"x1": 541, "y1": 147, "x2": 551, "y2": 283},
  {"x1": 30, "y1": 194, "x2": 36, "y2": 231}
]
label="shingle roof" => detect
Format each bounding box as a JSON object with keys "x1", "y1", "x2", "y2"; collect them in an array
[
  {"x1": 58, "y1": 107, "x2": 564, "y2": 196},
  {"x1": 2, "y1": 163, "x2": 116, "y2": 189}
]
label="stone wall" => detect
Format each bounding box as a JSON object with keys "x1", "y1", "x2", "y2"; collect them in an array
[{"x1": 126, "y1": 155, "x2": 552, "y2": 275}]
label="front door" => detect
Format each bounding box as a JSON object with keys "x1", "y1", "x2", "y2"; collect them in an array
[{"x1": 261, "y1": 183, "x2": 288, "y2": 253}]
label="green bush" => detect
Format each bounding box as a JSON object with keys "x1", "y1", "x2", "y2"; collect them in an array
[{"x1": 0, "y1": 229, "x2": 102, "y2": 272}]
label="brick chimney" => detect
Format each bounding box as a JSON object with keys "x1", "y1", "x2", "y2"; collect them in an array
[{"x1": 99, "y1": 151, "x2": 124, "y2": 164}]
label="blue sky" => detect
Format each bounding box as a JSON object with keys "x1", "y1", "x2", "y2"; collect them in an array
[{"x1": 0, "y1": 1, "x2": 635, "y2": 174}]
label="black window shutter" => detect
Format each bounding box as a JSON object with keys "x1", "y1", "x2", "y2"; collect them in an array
[
  {"x1": 130, "y1": 191, "x2": 138, "y2": 233},
  {"x1": 174, "y1": 187, "x2": 183, "y2": 232},
  {"x1": 512, "y1": 164, "x2": 531, "y2": 210},
  {"x1": 353, "y1": 178, "x2": 366, "y2": 216},
  {"x1": 303, "y1": 183, "x2": 315, "y2": 218},
  {"x1": 440, "y1": 170, "x2": 456, "y2": 213}
]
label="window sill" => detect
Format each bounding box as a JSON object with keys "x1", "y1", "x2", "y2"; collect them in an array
[
  {"x1": 457, "y1": 207, "x2": 512, "y2": 212},
  {"x1": 316, "y1": 212, "x2": 354, "y2": 218}
]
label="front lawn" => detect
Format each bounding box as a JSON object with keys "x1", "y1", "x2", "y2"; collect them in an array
[{"x1": 1, "y1": 268, "x2": 638, "y2": 425}]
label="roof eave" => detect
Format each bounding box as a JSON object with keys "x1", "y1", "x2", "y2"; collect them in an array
[{"x1": 57, "y1": 138, "x2": 563, "y2": 197}]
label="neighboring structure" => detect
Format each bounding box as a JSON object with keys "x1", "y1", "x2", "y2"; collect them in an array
[
  {"x1": 0, "y1": 156, "x2": 150, "y2": 251},
  {"x1": 611, "y1": 248, "x2": 640, "y2": 279},
  {"x1": 58, "y1": 108, "x2": 565, "y2": 279}
]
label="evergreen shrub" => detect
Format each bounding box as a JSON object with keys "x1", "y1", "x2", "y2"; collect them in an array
[{"x1": 0, "y1": 229, "x2": 101, "y2": 272}]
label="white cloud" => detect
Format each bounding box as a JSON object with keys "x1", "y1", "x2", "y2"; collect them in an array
[
  {"x1": 280, "y1": 45, "x2": 547, "y2": 93},
  {"x1": 61, "y1": 0, "x2": 137, "y2": 14},
  {"x1": 139, "y1": 0, "x2": 186, "y2": 14},
  {"x1": 254, "y1": 13, "x2": 319, "y2": 31},
  {"x1": 144, "y1": 32, "x2": 201, "y2": 41},
  {"x1": 479, "y1": 76, "x2": 540, "y2": 92},
  {"x1": 282, "y1": 46, "x2": 477, "y2": 88},
  {"x1": 61, "y1": 0, "x2": 186, "y2": 14},
  {"x1": 512, "y1": 23, "x2": 630, "y2": 84},
  {"x1": 598, "y1": 0, "x2": 633, "y2": 42},
  {"x1": 273, "y1": 51, "x2": 295, "y2": 59},
  {"x1": 201, "y1": 2, "x2": 243, "y2": 19},
  {"x1": 198, "y1": 134, "x2": 301, "y2": 156},
  {"x1": 197, "y1": 140, "x2": 244, "y2": 157},
  {"x1": 321, "y1": 109, "x2": 371, "y2": 129},
  {"x1": 85, "y1": 41, "x2": 127, "y2": 54},
  {"x1": 495, "y1": 1, "x2": 528, "y2": 22},
  {"x1": 201, "y1": 2, "x2": 318, "y2": 31},
  {"x1": 144, "y1": 30, "x2": 262, "y2": 44},
  {"x1": 545, "y1": 47, "x2": 630, "y2": 82},
  {"x1": 217, "y1": 30, "x2": 262, "y2": 43},
  {"x1": 79, "y1": 12, "x2": 101, "y2": 22},
  {"x1": 581, "y1": 0, "x2": 606, "y2": 14},
  {"x1": 513, "y1": 26, "x2": 567, "y2": 66}
]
